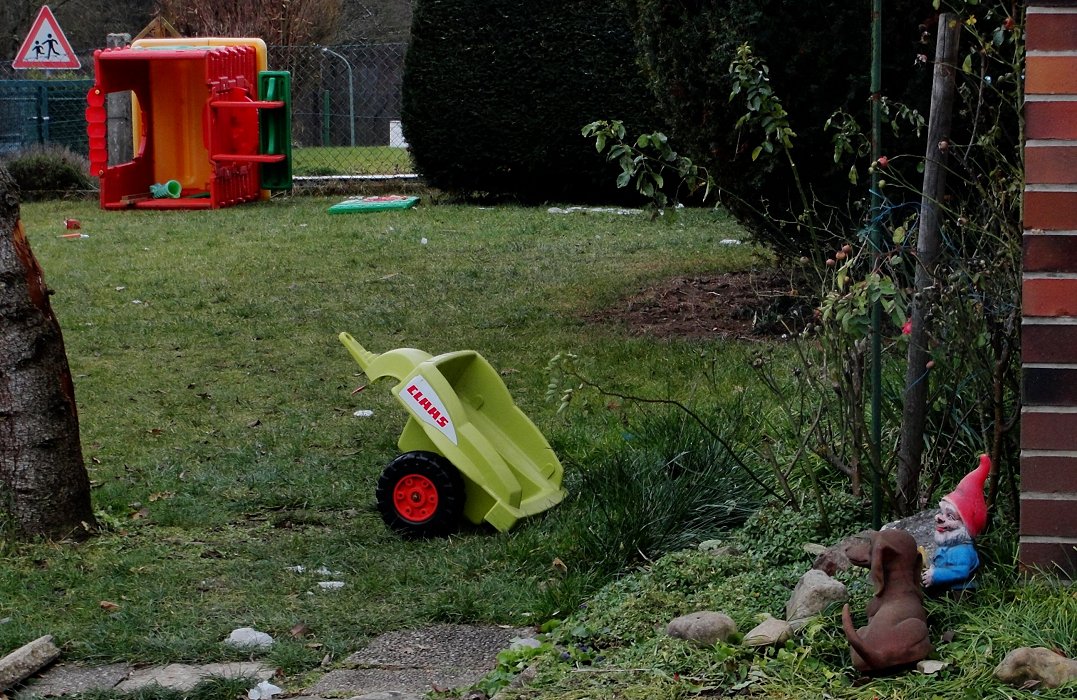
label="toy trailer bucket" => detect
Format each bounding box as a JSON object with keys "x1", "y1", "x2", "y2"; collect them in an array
[{"x1": 340, "y1": 333, "x2": 565, "y2": 533}]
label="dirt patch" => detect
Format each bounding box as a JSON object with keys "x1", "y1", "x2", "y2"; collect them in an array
[{"x1": 587, "y1": 270, "x2": 805, "y2": 340}]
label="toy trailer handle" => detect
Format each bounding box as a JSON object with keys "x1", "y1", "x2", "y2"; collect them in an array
[{"x1": 338, "y1": 332, "x2": 432, "y2": 383}]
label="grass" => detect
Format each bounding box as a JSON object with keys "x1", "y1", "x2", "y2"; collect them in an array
[
  {"x1": 486, "y1": 525, "x2": 1076, "y2": 700},
  {"x1": 2, "y1": 196, "x2": 769, "y2": 674},
  {"x1": 291, "y1": 145, "x2": 414, "y2": 176}
]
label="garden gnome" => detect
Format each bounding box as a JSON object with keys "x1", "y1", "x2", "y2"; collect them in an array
[{"x1": 922, "y1": 454, "x2": 991, "y2": 594}]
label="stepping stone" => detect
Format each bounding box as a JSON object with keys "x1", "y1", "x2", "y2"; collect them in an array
[
  {"x1": 16, "y1": 663, "x2": 131, "y2": 698},
  {"x1": 308, "y1": 624, "x2": 530, "y2": 698},
  {"x1": 116, "y1": 662, "x2": 273, "y2": 693}
]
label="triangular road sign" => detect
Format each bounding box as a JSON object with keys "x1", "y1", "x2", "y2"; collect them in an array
[{"x1": 13, "y1": 6, "x2": 81, "y2": 70}]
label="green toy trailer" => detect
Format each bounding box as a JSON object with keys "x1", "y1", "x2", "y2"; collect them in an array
[{"x1": 339, "y1": 333, "x2": 566, "y2": 538}]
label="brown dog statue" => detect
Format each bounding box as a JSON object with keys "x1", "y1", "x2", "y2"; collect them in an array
[{"x1": 841, "y1": 529, "x2": 932, "y2": 673}]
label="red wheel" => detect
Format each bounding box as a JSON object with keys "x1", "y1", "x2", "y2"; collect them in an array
[
  {"x1": 376, "y1": 451, "x2": 464, "y2": 538},
  {"x1": 392, "y1": 473, "x2": 440, "y2": 523}
]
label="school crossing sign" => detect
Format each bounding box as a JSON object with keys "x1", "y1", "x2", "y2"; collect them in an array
[{"x1": 12, "y1": 6, "x2": 81, "y2": 70}]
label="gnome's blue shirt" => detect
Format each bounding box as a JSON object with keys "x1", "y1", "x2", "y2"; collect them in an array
[{"x1": 929, "y1": 535, "x2": 979, "y2": 590}]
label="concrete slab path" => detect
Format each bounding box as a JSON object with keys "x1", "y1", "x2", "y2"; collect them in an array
[{"x1": 15, "y1": 624, "x2": 533, "y2": 699}]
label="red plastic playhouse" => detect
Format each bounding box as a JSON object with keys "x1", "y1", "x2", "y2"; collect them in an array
[{"x1": 85, "y1": 38, "x2": 291, "y2": 209}]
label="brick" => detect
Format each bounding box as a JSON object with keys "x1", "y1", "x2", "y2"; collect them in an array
[
  {"x1": 1021, "y1": 496, "x2": 1077, "y2": 536},
  {"x1": 1023, "y1": 277, "x2": 1077, "y2": 316},
  {"x1": 1022, "y1": 454, "x2": 1077, "y2": 493},
  {"x1": 1019, "y1": 540, "x2": 1077, "y2": 578},
  {"x1": 1026, "y1": 101, "x2": 1077, "y2": 140},
  {"x1": 1024, "y1": 234, "x2": 1077, "y2": 272},
  {"x1": 1022, "y1": 322, "x2": 1077, "y2": 362},
  {"x1": 1024, "y1": 190, "x2": 1077, "y2": 230},
  {"x1": 1026, "y1": 146, "x2": 1077, "y2": 184},
  {"x1": 1021, "y1": 409, "x2": 1077, "y2": 447},
  {"x1": 1026, "y1": 55, "x2": 1077, "y2": 94},
  {"x1": 1027, "y1": 12, "x2": 1077, "y2": 52}
]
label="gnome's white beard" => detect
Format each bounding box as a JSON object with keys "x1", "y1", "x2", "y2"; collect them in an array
[{"x1": 934, "y1": 523, "x2": 973, "y2": 547}]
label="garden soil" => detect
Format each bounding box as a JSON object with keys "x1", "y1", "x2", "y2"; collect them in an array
[{"x1": 587, "y1": 270, "x2": 804, "y2": 339}]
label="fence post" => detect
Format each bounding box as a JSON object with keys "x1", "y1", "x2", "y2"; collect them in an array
[
  {"x1": 37, "y1": 84, "x2": 50, "y2": 145},
  {"x1": 106, "y1": 33, "x2": 133, "y2": 164}
]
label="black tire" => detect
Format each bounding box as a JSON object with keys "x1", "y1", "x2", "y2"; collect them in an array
[{"x1": 376, "y1": 451, "x2": 465, "y2": 538}]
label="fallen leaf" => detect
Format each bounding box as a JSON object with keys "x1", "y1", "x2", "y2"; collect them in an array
[
  {"x1": 290, "y1": 623, "x2": 311, "y2": 638},
  {"x1": 99, "y1": 600, "x2": 120, "y2": 612},
  {"x1": 551, "y1": 557, "x2": 568, "y2": 575},
  {"x1": 148, "y1": 491, "x2": 175, "y2": 502},
  {"x1": 130, "y1": 507, "x2": 150, "y2": 520}
]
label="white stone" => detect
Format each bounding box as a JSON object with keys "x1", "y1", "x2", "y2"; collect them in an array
[{"x1": 224, "y1": 627, "x2": 274, "y2": 650}]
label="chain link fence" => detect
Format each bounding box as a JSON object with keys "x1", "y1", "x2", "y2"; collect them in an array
[
  {"x1": 0, "y1": 49, "x2": 96, "y2": 157},
  {"x1": 270, "y1": 44, "x2": 414, "y2": 180},
  {"x1": 0, "y1": 43, "x2": 414, "y2": 181}
]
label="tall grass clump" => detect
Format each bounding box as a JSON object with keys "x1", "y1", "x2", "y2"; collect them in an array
[{"x1": 565, "y1": 410, "x2": 763, "y2": 576}]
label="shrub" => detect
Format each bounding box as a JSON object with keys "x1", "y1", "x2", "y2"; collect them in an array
[
  {"x1": 621, "y1": 0, "x2": 931, "y2": 258},
  {"x1": 2, "y1": 144, "x2": 93, "y2": 200},
  {"x1": 402, "y1": 0, "x2": 660, "y2": 201}
]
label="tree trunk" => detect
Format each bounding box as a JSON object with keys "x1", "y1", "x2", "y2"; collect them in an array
[
  {"x1": 0, "y1": 166, "x2": 95, "y2": 539},
  {"x1": 895, "y1": 14, "x2": 960, "y2": 515}
]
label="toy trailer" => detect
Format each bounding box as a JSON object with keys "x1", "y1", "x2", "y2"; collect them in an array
[{"x1": 339, "y1": 333, "x2": 566, "y2": 538}]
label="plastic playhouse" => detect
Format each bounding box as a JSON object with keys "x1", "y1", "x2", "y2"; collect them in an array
[
  {"x1": 339, "y1": 333, "x2": 566, "y2": 538},
  {"x1": 85, "y1": 37, "x2": 291, "y2": 209}
]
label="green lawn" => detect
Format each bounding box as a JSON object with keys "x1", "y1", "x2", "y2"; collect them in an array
[
  {"x1": 2, "y1": 196, "x2": 767, "y2": 670},
  {"x1": 291, "y1": 145, "x2": 414, "y2": 176}
]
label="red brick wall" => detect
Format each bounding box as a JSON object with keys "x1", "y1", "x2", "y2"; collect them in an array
[{"x1": 1021, "y1": 1, "x2": 1077, "y2": 580}]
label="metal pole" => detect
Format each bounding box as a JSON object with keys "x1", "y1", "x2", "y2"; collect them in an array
[
  {"x1": 321, "y1": 47, "x2": 355, "y2": 147},
  {"x1": 869, "y1": 0, "x2": 884, "y2": 530},
  {"x1": 322, "y1": 90, "x2": 331, "y2": 146}
]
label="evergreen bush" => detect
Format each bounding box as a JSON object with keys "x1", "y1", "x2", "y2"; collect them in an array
[
  {"x1": 402, "y1": 0, "x2": 660, "y2": 201},
  {"x1": 622, "y1": 0, "x2": 931, "y2": 257},
  {"x1": 2, "y1": 144, "x2": 93, "y2": 200}
]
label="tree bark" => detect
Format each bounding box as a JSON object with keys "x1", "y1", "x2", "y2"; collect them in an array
[
  {"x1": 0, "y1": 166, "x2": 95, "y2": 539},
  {"x1": 895, "y1": 14, "x2": 961, "y2": 514}
]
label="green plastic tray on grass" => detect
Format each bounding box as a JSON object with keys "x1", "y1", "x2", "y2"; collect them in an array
[{"x1": 328, "y1": 195, "x2": 419, "y2": 213}]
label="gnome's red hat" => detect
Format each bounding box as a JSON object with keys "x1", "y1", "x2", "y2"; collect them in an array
[{"x1": 941, "y1": 454, "x2": 992, "y2": 537}]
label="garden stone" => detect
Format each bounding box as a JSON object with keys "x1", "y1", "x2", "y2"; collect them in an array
[
  {"x1": 0, "y1": 636, "x2": 60, "y2": 692},
  {"x1": 224, "y1": 627, "x2": 274, "y2": 650},
  {"x1": 785, "y1": 569, "x2": 846, "y2": 628},
  {"x1": 882, "y1": 510, "x2": 938, "y2": 558},
  {"x1": 665, "y1": 611, "x2": 737, "y2": 646},
  {"x1": 994, "y1": 647, "x2": 1077, "y2": 689},
  {"x1": 917, "y1": 660, "x2": 948, "y2": 675},
  {"x1": 743, "y1": 615, "x2": 792, "y2": 648},
  {"x1": 811, "y1": 530, "x2": 873, "y2": 576}
]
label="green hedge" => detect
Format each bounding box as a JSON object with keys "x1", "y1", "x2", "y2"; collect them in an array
[
  {"x1": 623, "y1": 0, "x2": 931, "y2": 256},
  {"x1": 402, "y1": 0, "x2": 660, "y2": 201}
]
